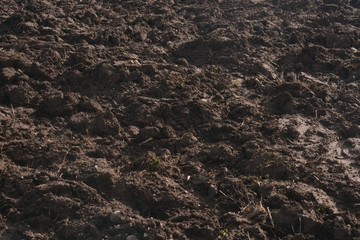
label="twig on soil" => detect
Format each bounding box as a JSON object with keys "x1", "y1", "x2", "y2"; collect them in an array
[
  {"x1": 313, "y1": 175, "x2": 320, "y2": 181},
  {"x1": 57, "y1": 146, "x2": 73, "y2": 177},
  {"x1": 10, "y1": 104, "x2": 15, "y2": 115},
  {"x1": 247, "y1": 231, "x2": 251, "y2": 240},
  {"x1": 219, "y1": 190, "x2": 228, "y2": 197},
  {"x1": 298, "y1": 216, "x2": 302, "y2": 233},
  {"x1": 9, "y1": 104, "x2": 16, "y2": 126},
  {"x1": 0, "y1": 144, "x2": 11, "y2": 165},
  {"x1": 139, "y1": 137, "x2": 153, "y2": 146},
  {"x1": 259, "y1": 223, "x2": 279, "y2": 239},
  {"x1": 232, "y1": 183, "x2": 246, "y2": 199},
  {"x1": 245, "y1": 193, "x2": 253, "y2": 205},
  {"x1": 147, "y1": 208, "x2": 151, "y2": 218},
  {"x1": 291, "y1": 225, "x2": 296, "y2": 234},
  {"x1": 48, "y1": 232, "x2": 55, "y2": 239},
  {"x1": 267, "y1": 207, "x2": 274, "y2": 227},
  {"x1": 219, "y1": 189, "x2": 243, "y2": 208},
  {"x1": 240, "y1": 203, "x2": 251, "y2": 213}
]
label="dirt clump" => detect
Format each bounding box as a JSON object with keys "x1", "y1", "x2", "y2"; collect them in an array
[{"x1": 1, "y1": 0, "x2": 360, "y2": 239}]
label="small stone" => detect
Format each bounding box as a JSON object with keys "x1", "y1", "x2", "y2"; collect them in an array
[
  {"x1": 112, "y1": 234, "x2": 122, "y2": 240},
  {"x1": 7, "y1": 82, "x2": 34, "y2": 106},
  {"x1": 126, "y1": 235, "x2": 138, "y2": 240},
  {"x1": 42, "y1": 91, "x2": 65, "y2": 117},
  {"x1": 1, "y1": 67, "x2": 17, "y2": 83},
  {"x1": 285, "y1": 72, "x2": 297, "y2": 82},
  {"x1": 109, "y1": 210, "x2": 121, "y2": 224},
  {"x1": 78, "y1": 96, "x2": 103, "y2": 112},
  {"x1": 208, "y1": 184, "x2": 218, "y2": 199},
  {"x1": 141, "y1": 64, "x2": 157, "y2": 76},
  {"x1": 176, "y1": 58, "x2": 188, "y2": 66},
  {"x1": 179, "y1": 132, "x2": 198, "y2": 146},
  {"x1": 128, "y1": 125, "x2": 140, "y2": 137}
]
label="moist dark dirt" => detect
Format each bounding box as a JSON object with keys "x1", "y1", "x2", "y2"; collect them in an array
[{"x1": 1, "y1": 0, "x2": 360, "y2": 239}]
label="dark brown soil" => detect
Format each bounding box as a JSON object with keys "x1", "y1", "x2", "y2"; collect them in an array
[{"x1": 1, "y1": 0, "x2": 360, "y2": 239}]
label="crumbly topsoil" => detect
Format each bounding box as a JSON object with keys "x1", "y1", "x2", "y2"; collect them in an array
[{"x1": 1, "y1": 0, "x2": 360, "y2": 239}]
